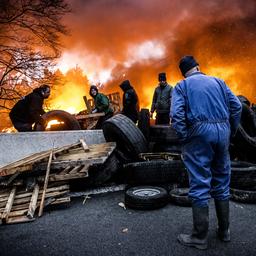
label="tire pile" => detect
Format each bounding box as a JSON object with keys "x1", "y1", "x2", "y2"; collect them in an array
[
  {"x1": 102, "y1": 97, "x2": 256, "y2": 208},
  {"x1": 102, "y1": 114, "x2": 190, "y2": 210}
]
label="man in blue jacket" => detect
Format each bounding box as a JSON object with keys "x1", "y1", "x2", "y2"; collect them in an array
[{"x1": 171, "y1": 56, "x2": 242, "y2": 250}]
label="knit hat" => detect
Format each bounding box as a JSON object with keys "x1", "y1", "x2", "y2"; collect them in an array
[
  {"x1": 179, "y1": 56, "x2": 199, "y2": 76},
  {"x1": 158, "y1": 72, "x2": 167, "y2": 82}
]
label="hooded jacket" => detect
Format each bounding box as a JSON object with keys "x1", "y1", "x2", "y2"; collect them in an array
[
  {"x1": 119, "y1": 80, "x2": 139, "y2": 122},
  {"x1": 89, "y1": 86, "x2": 113, "y2": 114},
  {"x1": 9, "y1": 88, "x2": 45, "y2": 124}
]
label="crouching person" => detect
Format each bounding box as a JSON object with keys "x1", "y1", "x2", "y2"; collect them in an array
[
  {"x1": 171, "y1": 56, "x2": 242, "y2": 249},
  {"x1": 9, "y1": 84, "x2": 51, "y2": 132},
  {"x1": 89, "y1": 85, "x2": 113, "y2": 129}
]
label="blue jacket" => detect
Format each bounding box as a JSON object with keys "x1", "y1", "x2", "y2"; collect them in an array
[{"x1": 171, "y1": 72, "x2": 242, "y2": 141}]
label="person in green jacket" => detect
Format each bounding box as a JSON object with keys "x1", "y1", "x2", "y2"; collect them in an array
[{"x1": 89, "y1": 85, "x2": 113, "y2": 129}]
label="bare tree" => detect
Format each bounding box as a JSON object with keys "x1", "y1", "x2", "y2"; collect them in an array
[{"x1": 0, "y1": 0, "x2": 71, "y2": 110}]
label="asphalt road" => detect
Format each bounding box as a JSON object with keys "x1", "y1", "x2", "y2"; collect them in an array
[{"x1": 0, "y1": 191, "x2": 255, "y2": 256}]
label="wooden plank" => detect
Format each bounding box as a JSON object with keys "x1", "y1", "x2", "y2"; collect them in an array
[
  {"x1": 83, "y1": 95, "x2": 92, "y2": 114},
  {"x1": 0, "y1": 141, "x2": 83, "y2": 177},
  {"x1": 75, "y1": 113, "x2": 105, "y2": 120},
  {"x1": 27, "y1": 184, "x2": 39, "y2": 219},
  {"x1": 68, "y1": 166, "x2": 83, "y2": 175},
  {"x1": 1, "y1": 186, "x2": 16, "y2": 221},
  {"x1": 0, "y1": 185, "x2": 69, "y2": 203},
  {"x1": 80, "y1": 139, "x2": 90, "y2": 152},
  {"x1": 58, "y1": 166, "x2": 71, "y2": 175},
  {"x1": 0, "y1": 190, "x2": 69, "y2": 208},
  {"x1": 38, "y1": 151, "x2": 53, "y2": 217},
  {"x1": 79, "y1": 164, "x2": 89, "y2": 173},
  {"x1": 5, "y1": 216, "x2": 35, "y2": 224},
  {"x1": 0, "y1": 165, "x2": 32, "y2": 177},
  {"x1": 0, "y1": 203, "x2": 30, "y2": 213},
  {"x1": 47, "y1": 173, "x2": 88, "y2": 182},
  {"x1": 50, "y1": 197, "x2": 71, "y2": 205},
  {"x1": 9, "y1": 209, "x2": 28, "y2": 218}
]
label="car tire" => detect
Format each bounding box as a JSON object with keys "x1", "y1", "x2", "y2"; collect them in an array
[
  {"x1": 35, "y1": 110, "x2": 81, "y2": 131},
  {"x1": 125, "y1": 186, "x2": 169, "y2": 210},
  {"x1": 149, "y1": 125, "x2": 179, "y2": 143},
  {"x1": 138, "y1": 108, "x2": 150, "y2": 141},
  {"x1": 123, "y1": 160, "x2": 188, "y2": 185},
  {"x1": 230, "y1": 188, "x2": 256, "y2": 204},
  {"x1": 169, "y1": 188, "x2": 191, "y2": 207},
  {"x1": 102, "y1": 114, "x2": 148, "y2": 160}
]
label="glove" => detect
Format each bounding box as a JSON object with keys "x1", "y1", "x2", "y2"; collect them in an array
[{"x1": 92, "y1": 108, "x2": 98, "y2": 114}]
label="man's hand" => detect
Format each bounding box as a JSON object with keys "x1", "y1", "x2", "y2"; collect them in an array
[
  {"x1": 150, "y1": 112, "x2": 154, "y2": 118},
  {"x1": 92, "y1": 108, "x2": 98, "y2": 114}
]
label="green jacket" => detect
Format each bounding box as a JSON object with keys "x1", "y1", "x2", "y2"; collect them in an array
[{"x1": 94, "y1": 93, "x2": 113, "y2": 114}]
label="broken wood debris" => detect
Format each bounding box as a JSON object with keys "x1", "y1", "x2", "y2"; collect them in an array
[
  {"x1": 0, "y1": 140, "x2": 116, "y2": 224},
  {"x1": 0, "y1": 183, "x2": 70, "y2": 224}
]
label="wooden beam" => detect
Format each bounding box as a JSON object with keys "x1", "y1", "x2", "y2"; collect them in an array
[
  {"x1": 1, "y1": 186, "x2": 17, "y2": 221},
  {"x1": 75, "y1": 113, "x2": 105, "y2": 120},
  {"x1": 83, "y1": 96, "x2": 92, "y2": 114},
  {"x1": 38, "y1": 150, "x2": 53, "y2": 217},
  {"x1": 27, "y1": 184, "x2": 39, "y2": 219},
  {"x1": 80, "y1": 139, "x2": 90, "y2": 152}
]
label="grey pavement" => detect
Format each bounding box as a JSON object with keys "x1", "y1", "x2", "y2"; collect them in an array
[{"x1": 0, "y1": 191, "x2": 255, "y2": 256}]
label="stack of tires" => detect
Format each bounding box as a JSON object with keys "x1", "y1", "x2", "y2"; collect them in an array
[
  {"x1": 138, "y1": 109, "x2": 181, "y2": 153},
  {"x1": 231, "y1": 97, "x2": 256, "y2": 163},
  {"x1": 102, "y1": 114, "x2": 190, "y2": 210}
]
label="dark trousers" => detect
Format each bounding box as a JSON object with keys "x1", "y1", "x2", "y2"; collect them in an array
[
  {"x1": 155, "y1": 113, "x2": 170, "y2": 125},
  {"x1": 95, "y1": 112, "x2": 113, "y2": 129},
  {"x1": 12, "y1": 121, "x2": 33, "y2": 132}
]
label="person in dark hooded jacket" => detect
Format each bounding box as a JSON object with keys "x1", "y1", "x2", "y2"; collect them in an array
[
  {"x1": 150, "y1": 72, "x2": 173, "y2": 125},
  {"x1": 9, "y1": 85, "x2": 51, "y2": 132},
  {"x1": 89, "y1": 85, "x2": 113, "y2": 129},
  {"x1": 119, "y1": 80, "x2": 139, "y2": 123}
]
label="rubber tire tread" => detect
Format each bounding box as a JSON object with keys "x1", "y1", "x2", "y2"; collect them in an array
[
  {"x1": 169, "y1": 188, "x2": 191, "y2": 207},
  {"x1": 231, "y1": 161, "x2": 256, "y2": 189},
  {"x1": 149, "y1": 125, "x2": 179, "y2": 143},
  {"x1": 138, "y1": 108, "x2": 150, "y2": 141},
  {"x1": 125, "y1": 186, "x2": 169, "y2": 210},
  {"x1": 102, "y1": 114, "x2": 148, "y2": 159},
  {"x1": 88, "y1": 152, "x2": 120, "y2": 185},
  {"x1": 35, "y1": 110, "x2": 81, "y2": 131},
  {"x1": 230, "y1": 188, "x2": 256, "y2": 204},
  {"x1": 123, "y1": 160, "x2": 187, "y2": 185}
]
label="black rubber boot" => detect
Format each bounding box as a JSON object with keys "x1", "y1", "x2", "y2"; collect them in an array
[
  {"x1": 215, "y1": 199, "x2": 230, "y2": 242},
  {"x1": 177, "y1": 205, "x2": 209, "y2": 250}
]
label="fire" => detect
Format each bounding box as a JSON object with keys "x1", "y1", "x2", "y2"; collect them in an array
[
  {"x1": 46, "y1": 120, "x2": 64, "y2": 129},
  {"x1": 48, "y1": 82, "x2": 88, "y2": 114},
  {"x1": 1, "y1": 127, "x2": 16, "y2": 133}
]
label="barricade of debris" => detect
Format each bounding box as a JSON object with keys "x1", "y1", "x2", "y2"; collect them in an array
[
  {"x1": 1, "y1": 94, "x2": 256, "y2": 223},
  {"x1": 0, "y1": 139, "x2": 117, "y2": 224}
]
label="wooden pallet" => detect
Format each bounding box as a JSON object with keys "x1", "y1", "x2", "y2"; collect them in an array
[
  {"x1": 0, "y1": 141, "x2": 86, "y2": 177},
  {"x1": 0, "y1": 183, "x2": 70, "y2": 224},
  {"x1": 34, "y1": 142, "x2": 116, "y2": 173}
]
